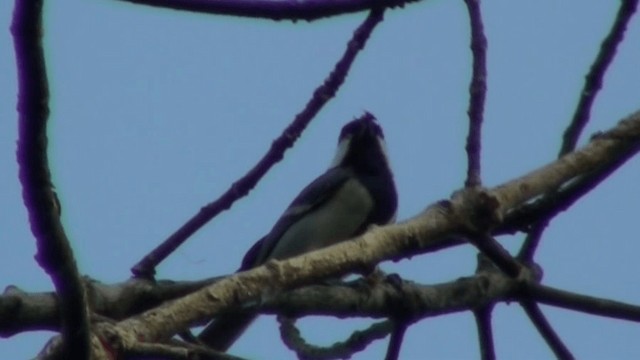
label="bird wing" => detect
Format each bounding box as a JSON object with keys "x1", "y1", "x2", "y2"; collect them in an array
[{"x1": 239, "y1": 166, "x2": 356, "y2": 270}]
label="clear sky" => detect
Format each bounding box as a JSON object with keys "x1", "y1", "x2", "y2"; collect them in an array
[{"x1": 1, "y1": 0, "x2": 640, "y2": 358}]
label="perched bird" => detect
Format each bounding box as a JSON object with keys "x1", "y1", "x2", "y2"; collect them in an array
[{"x1": 199, "y1": 112, "x2": 397, "y2": 351}]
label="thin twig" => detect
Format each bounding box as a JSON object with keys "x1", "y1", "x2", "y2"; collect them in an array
[
  {"x1": 384, "y1": 320, "x2": 407, "y2": 360},
  {"x1": 527, "y1": 284, "x2": 640, "y2": 322},
  {"x1": 278, "y1": 316, "x2": 393, "y2": 360},
  {"x1": 517, "y1": 219, "x2": 548, "y2": 262},
  {"x1": 11, "y1": 0, "x2": 90, "y2": 357},
  {"x1": 473, "y1": 306, "x2": 495, "y2": 360},
  {"x1": 463, "y1": 0, "x2": 488, "y2": 188},
  {"x1": 520, "y1": 301, "x2": 574, "y2": 360},
  {"x1": 117, "y1": 0, "x2": 420, "y2": 22},
  {"x1": 468, "y1": 234, "x2": 520, "y2": 278},
  {"x1": 131, "y1": 8, "x2": 386, "y2": 278},
  {"x1": 559, "y1": 0, "x2": 639, "y2": 156}
]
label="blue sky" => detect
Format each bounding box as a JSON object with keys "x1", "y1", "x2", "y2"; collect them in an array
[{"x1": 1, "y1": 0, "x2": 640, "y2": 358}]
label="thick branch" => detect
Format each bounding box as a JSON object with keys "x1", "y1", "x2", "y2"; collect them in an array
[
  {"x1": 11, "y1": 0, "x2": 89, "y2": 357},
  {"x1": 263, "y1": 274, "x2": 515, "y2": 319},
  {"x1": 0, "y1": 277, "x2": 221, "y2": 338},
  {"x1": 117, "y1": 0, "x2": 421, "y2": 22},
  {"x1": 488, "y1": 111, "x2": 640, "y2": 220},
  {"x1": 499, "y1": 135, "x2": 638, "y2": 237}
]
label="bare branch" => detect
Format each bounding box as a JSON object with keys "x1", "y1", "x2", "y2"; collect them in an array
[
  {"x1": 518, "y1": 0, "x2": 640, "y2": 265},
  {"x1": 559, "y1": 0, "x2": 639, "y2": 156},
  {"x1": 463, "y1": 0, "x2": 488, "y2": 188},
  {"x1": 384, "y1": 320, "x2": 407, "y2": 360},
  {"x1": 0, "y1": 277, "x2": 222, "y2": 338},
  {"x1": 517, "y1": 219, "x2": 548, "y2": 262},
  {"x1": 279, "y1": 316, "x2": 392, "y2": 360},
  {"x1": 507, "y1": 120, "x2": 640, "y2": 261},
  {"x1": 131, "y1": 8, "x2": 387, "y2": 278},
  {"x1": 116, "y1": 0, "x2": 421, "y2": 22},
  {"x1": 499, "y1": 132, "x2": 640, "y2": 238},
  {"x1": 528, "y1": 284, "x2": 640, "y2": 322},
  {"x1": 11, "y1": 0, "x2": 89, "y2": 357},
  {"x1": 473, "y1": 306, "x2": 495, "y2": 360},
  {"x1": 520, "y1": 301, "x2": 574, "y2": 360},
  {"x1": 262, "y1": 273, "x2": 517, "y2": 319},
  {"x1": 0, "y1": 286, "x2": 59, "y2": 337},
  {"x1": 488, "y1": 111, "x2": 640, "y2": 216},
  {"x1": 468, "y1": 234, "x2": 521, "y2": 277}
]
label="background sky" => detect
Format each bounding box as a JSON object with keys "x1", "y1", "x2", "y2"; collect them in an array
[{"x1": 1, "y1": 0, "x2": 640, "y2": 358}]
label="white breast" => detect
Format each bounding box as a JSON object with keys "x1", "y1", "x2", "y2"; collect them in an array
[{"x1": 268, "y1": 178, "x2": 373, "y2": 260}]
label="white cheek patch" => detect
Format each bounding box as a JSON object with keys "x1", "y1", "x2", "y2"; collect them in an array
[
  {"x1": 330, "y1": 136, "x2": 351, "y2": 168},
  {"x1": 330, "y1": 135, "x2": 391, "y2": 169},
  {"x1": 377, "y1": 137, "x2": 391, "y2": 168}
]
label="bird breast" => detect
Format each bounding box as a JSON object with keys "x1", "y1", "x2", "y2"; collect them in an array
[{"x1": 267, "y1": 178, "x2": 373, "y2": 260}]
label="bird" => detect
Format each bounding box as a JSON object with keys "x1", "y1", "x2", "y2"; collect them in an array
[{"x1": 198, "y1": 112, "x2": 397, "y2": 351}]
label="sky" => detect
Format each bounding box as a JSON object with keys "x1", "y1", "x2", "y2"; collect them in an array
[{"x1": 1, "y1": 0, "x2": 640, "y2": 358}]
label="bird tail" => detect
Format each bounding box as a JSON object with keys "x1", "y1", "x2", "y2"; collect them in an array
[{"x1": 197, "y1": 311, "x2": 257, "y2": 351}]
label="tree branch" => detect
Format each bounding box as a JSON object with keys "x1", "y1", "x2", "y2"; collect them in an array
[
  {"x1": 384, "y1": 320, "x2": 407, "y2": 360},
  {"x1": 11, "y1": 0, "x2": 89, "y2": 357},
  {"x1": 116, "y1": 0, "x2": 421, "y2": 22},
  {"x1": 520, "y1": 301, "x2": 574, "y2": 360},
  {"x1": 518, "y1": 0, "x2": 640, "y2": 265},
  {"x1": 559, "y1": 0, "x2": 639, "y2": 156},
  {"x1": 468, "y1": 234, "x2": 521, "y2": 277},
  {"x1": 261, "y1": 272, "x2": 517, "y2": 319},
  {"x1": 463, "y1": 0, "x2": 488, "y2": 188},
  {"x1": 498, "y1": 134, "x2": 640, "y2": 238},
  {"x1": 0, "y1": 277, "x2": 222, "y2": 337},
  {"x1": 279, "y1": 316, "x2": 392, "y2": 360},
  {"x1": 527, "y1": 284, "x2": 640, "y2": 322},
  {"x1": 473, "y1": 306, "x2": 495, "y2": 360}
]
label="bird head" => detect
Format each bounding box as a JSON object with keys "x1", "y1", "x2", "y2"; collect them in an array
[{"x1": 331, "y1": 112, "x2": 391, "y2": 174}]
